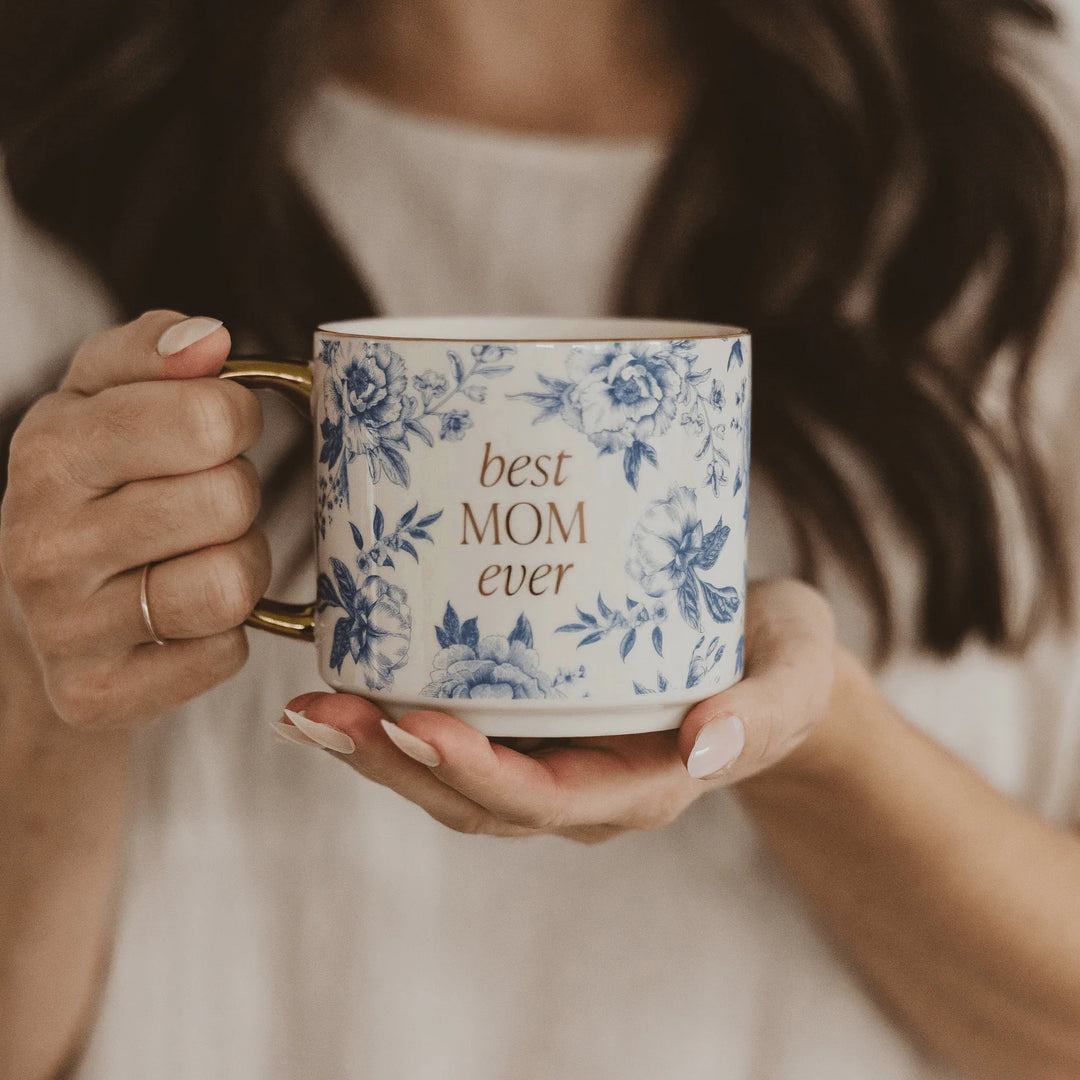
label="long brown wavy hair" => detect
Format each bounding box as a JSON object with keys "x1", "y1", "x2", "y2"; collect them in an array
[{"x1": 0, "y1": 0, "x2": 1072, "y2": 656}]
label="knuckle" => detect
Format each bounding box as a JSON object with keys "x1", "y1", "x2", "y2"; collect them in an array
[
  {"x1": 185, "y1": 383, "x2": 249, "y2": 463},
  {"x1": 0, "y1": 521, "x2": 68, "y2": 588},
  {"x1": 204, "y1": 547, "x2": 261, "y2": 626},
  {"x1": 205, "y1": 460, "x2": 261, "y2": 538},
  {"x1": 6, "y1": 411, "x2": 62, "y2": 489}
]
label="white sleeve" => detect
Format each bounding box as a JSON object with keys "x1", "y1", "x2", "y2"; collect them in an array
[{"x1": 0, "y1": 156, "x2": 117, "y2": 408}]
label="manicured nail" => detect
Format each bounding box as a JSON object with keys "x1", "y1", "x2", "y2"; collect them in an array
[
  {"x1": 381, "y1": 719, "x2": 441, "y2": 768},
  {"x1": 687, "y1": 715, "x2": 745, "y2": 779},
  {"x1": 270, "y1": 720, "x2": 320, "y2": 747},
  {"x1": 283, "y1": 707, "x2": 356, "y2": 754},
  {"x1": 157, "y1": 316, "x2": 223, "y2": 356}
]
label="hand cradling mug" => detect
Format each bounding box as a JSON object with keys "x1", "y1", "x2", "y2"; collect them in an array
[{"x1": 221, "y1": 316, "x2": 751, "y2": 736}]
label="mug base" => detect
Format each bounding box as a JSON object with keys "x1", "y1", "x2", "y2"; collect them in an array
[{"x1": 359, "y1": 691, "x2": 714, "y2": 738}]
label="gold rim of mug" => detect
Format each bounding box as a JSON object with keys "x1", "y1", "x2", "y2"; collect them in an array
[{"x1": 316, "y1": 316, "x2": 749, "y2": 342}]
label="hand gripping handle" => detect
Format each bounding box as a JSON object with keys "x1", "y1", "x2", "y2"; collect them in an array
[{"x1": 218, "y1": 357, "x2": 315, "y2": 642}]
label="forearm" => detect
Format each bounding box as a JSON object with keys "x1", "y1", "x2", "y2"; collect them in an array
[
  {"x1": 736, "y1": 647, "x2": 1080, "y2": 1080},
  {"x1": 0, "y1": 588, "x2": 132, "y2": 1080}
]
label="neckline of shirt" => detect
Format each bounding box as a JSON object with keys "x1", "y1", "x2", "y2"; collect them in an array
[{"x1": 313, "y1": 80, "x2": 670, "y2": 171}]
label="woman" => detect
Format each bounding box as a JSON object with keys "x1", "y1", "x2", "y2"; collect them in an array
[{"x1": 2, "y1": 1, "x2": 1080, "y2": 1077}]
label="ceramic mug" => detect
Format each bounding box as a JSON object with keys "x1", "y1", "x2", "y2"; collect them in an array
[{"x1": 221, "y1": 316, "x2": 751, "y2": 737}]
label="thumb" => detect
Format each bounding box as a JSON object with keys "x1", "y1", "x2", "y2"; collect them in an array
[
  {"x1": 677, "y1": 579, "x2": 836, "y2": 782},
  {"x1": 62, "y1": 310, "x2": 230, "y2": 395}
]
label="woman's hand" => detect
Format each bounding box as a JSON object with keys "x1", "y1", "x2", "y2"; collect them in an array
[
  {"x1": 284, "y1": 578, "x2": 839, "y2": 842},
  {"x1": 0, "y1": 311, "x2": 269, "y2": 729}
]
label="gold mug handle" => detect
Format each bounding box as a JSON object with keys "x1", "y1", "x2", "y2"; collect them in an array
[{"x1": 218, "y1": 357, "x2": 316, "y2": 642}]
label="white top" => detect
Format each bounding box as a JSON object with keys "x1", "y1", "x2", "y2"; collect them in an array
[{"x1": 1, "y1": 16, "x2": 1079, "y2": 1076}]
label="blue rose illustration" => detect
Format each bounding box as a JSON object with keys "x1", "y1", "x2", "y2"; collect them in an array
[
  {"x1": 423, "y1": 606, "x2": 558, "y2": 700},
  {"x1": 561, "y1": 344, "x2": 686, "y2": 453},
  {"x1": 317, "y1": 560, "x2": 412, "y2": 689},
  {"x1": 626, "y1": 486, "x2": 740, "y2": 631},
  {"x1": 341, "y1": 342, "x2": 409, "y2": 448}
]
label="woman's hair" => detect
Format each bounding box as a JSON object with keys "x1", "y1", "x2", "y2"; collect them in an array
[{"x1": 0, "y1": 0, "x2": 1071, "y2": 656}]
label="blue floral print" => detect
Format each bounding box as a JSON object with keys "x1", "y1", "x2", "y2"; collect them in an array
[
  {"x1": 423, "y1": 604, "x2": 559, "y2": 700},
  {"x1": 509, "y1": 339, "x2": 744, "y2": 492},
  {"x1": 625, "y1": 485, "x2": 741, "y2": 632},
  {"x1": 317, "y1": 560, "x2": 412, "y2": 689},
  {"x1": 317, "y1": 339, "x2": 518, "y2": 531}
]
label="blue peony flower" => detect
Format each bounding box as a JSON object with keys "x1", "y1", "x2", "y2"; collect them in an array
[
  {"x1": 558, "y1": 344, "x2": 687, "y2": 453},
  {"x1": 423, "y1": 636, "x2": 557, "y2": 700},
  {"x1": 340, "y1": 342, "x2": 409, "y2": 449}
]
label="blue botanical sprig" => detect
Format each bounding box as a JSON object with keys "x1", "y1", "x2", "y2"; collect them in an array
[
  {"x1": 631, "y1": 672, "x2": 670, "y2": 696},
  {"x1": 686, "y1": 635, "x2": 726, "y2": 689},
  {"x1": 350, "y1": 502, "x2": 443, "y2": 572},
  {"x1": 556, "y1": 593, "x2": 667, "y2": 662},
  {"x1": 410, "y1": 344, "x2": 517, "y2": 444}
]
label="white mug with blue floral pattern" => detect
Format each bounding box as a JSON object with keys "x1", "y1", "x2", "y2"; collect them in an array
[{"x1": 221, "y1": 316, "x2": 751, "y2": 737}]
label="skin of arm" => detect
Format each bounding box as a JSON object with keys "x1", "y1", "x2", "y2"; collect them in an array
[
  {"x1": 0, "y1": 580, "x2": 133, "y2": 1080},
  {"x1": 736, "y1": 645, "x2": 1080, "y2": 1080}
]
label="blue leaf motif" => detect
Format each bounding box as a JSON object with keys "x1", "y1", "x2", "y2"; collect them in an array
[
  {"x1": 701, "y1": 581, "x2": 740, "y2": 624},
  {"x1": 372, "y1": 507, "x2": 384, "y2": 541},
  {"x1": 693, "y1": 519, "x2": 730, "y2": 572},
  {"x1": 508, "y1": 613, "x2": 533, "y2": 649},
  {"x1": 597, "y1": 594, "x2": 613, "y2": 619},
  {"x1": 448, "y1": 350, "x2": 465, "y2": 385},
  {"x1": 735, "y1": 635, "x2": 745, "y2": 677},
  {"x1": 331, "y1": 557, "x2": 356, "y2": 608},
  {"x1": 577, "y1": 631, "x2": 605, "y2": 647},
  {"x1": 461, "y1": 617, "x2": 480, "y2": 649},
  {"x1": 619, "y1": 628, "x2": 637, "y2": 660},
  {"x1": 442, "y1": 602, "x2": 460, "y2": 644},
  {"x1": 623, "y1": 441, "x2": 643, "y2": 489},
  {"x1": 556, "y1": 623, "x2": 587, "y2": 633},
  {"x1": 727, "y1": 339, "x2": 744, "y2": 370},
  {"x1": 652, "y1": 625, "x2": 664, "y2": 657},
  {"x1": 435, "y1": 626, "x2": 451, "y2": 649},
  {"x1": 658, "y1": 674, "x2": 668, "y2": 692},
  {"x1": 349, "y1": 521, "x2": 365, "y2": 551},
  {"x1": 330, "y1": 616, "x2": 352, "y2": 673},
  {"x1": 400, "y1": 539, "x2": 420, "y2": 562},
  {"x1": 378, "y1": 444, "x2": 410, "y2": 488},
  {"x1": 406, "y1": 419, "x2": 435, "y2": 447},
  {"x1": 317, "y1": 573, "x2": 342, "y2": 612},
  {"x1": 576, "y1": 607, "x2": 598, "y2": 626},
  {"x1": 319, "y1": 417, "x2": 344, "y2": 467},
  {"x1": 399, "y1": 503, "x2": 418, "y2": 527},
  {"x1": 414, "y1": 511, "x2": 443, "y2": 529},
  {"x1": 677, "y1": 577, "x2": 701, "y2": 631}
]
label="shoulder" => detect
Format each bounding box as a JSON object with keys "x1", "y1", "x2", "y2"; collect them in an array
[{"x1": 0, "y1": 154, "x2": 116, "y2": 406}]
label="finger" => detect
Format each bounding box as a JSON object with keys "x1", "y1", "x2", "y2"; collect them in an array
[
  {"x1": 282, "y1": 693, "x2": 538, "y2": 838},
  {"x1": 63, "y1": 310, "x2": 230, "y2": 396},
  {"x1": 678, "y1": 579, "x2": 836, "y2": 783},
  {"x1": 81, "y1": 458, "x2": 261, "y2": 579},
  {"x1": 52, "y1": 377, "x2": 262, "y2": 492},
  {"x1": 87, "y1": 530, "x2": 272, "y2": 649},
  {"x1": 46, "y1": 628, "x2": 250, "y2": 730},
  {"x1": 382, "y1": 710, "x2": 688, "y2": 831}
]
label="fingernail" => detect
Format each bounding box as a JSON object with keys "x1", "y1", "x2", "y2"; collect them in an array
[
  {"x1": 380, "y1": 718, "x2": 441, "y2": 768},
  {"x1": 687, "y1": 715, "x2": 745, "y2": 779},
  {"x1": 157, "y1": 316, "x2": 223, "y2": 356},
  {"x1": 270, "y1": 720, "x2": 320, "y2": 747},
  {"x1": 283, "y1": 707, "x2": 356, "y2": 754}
]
